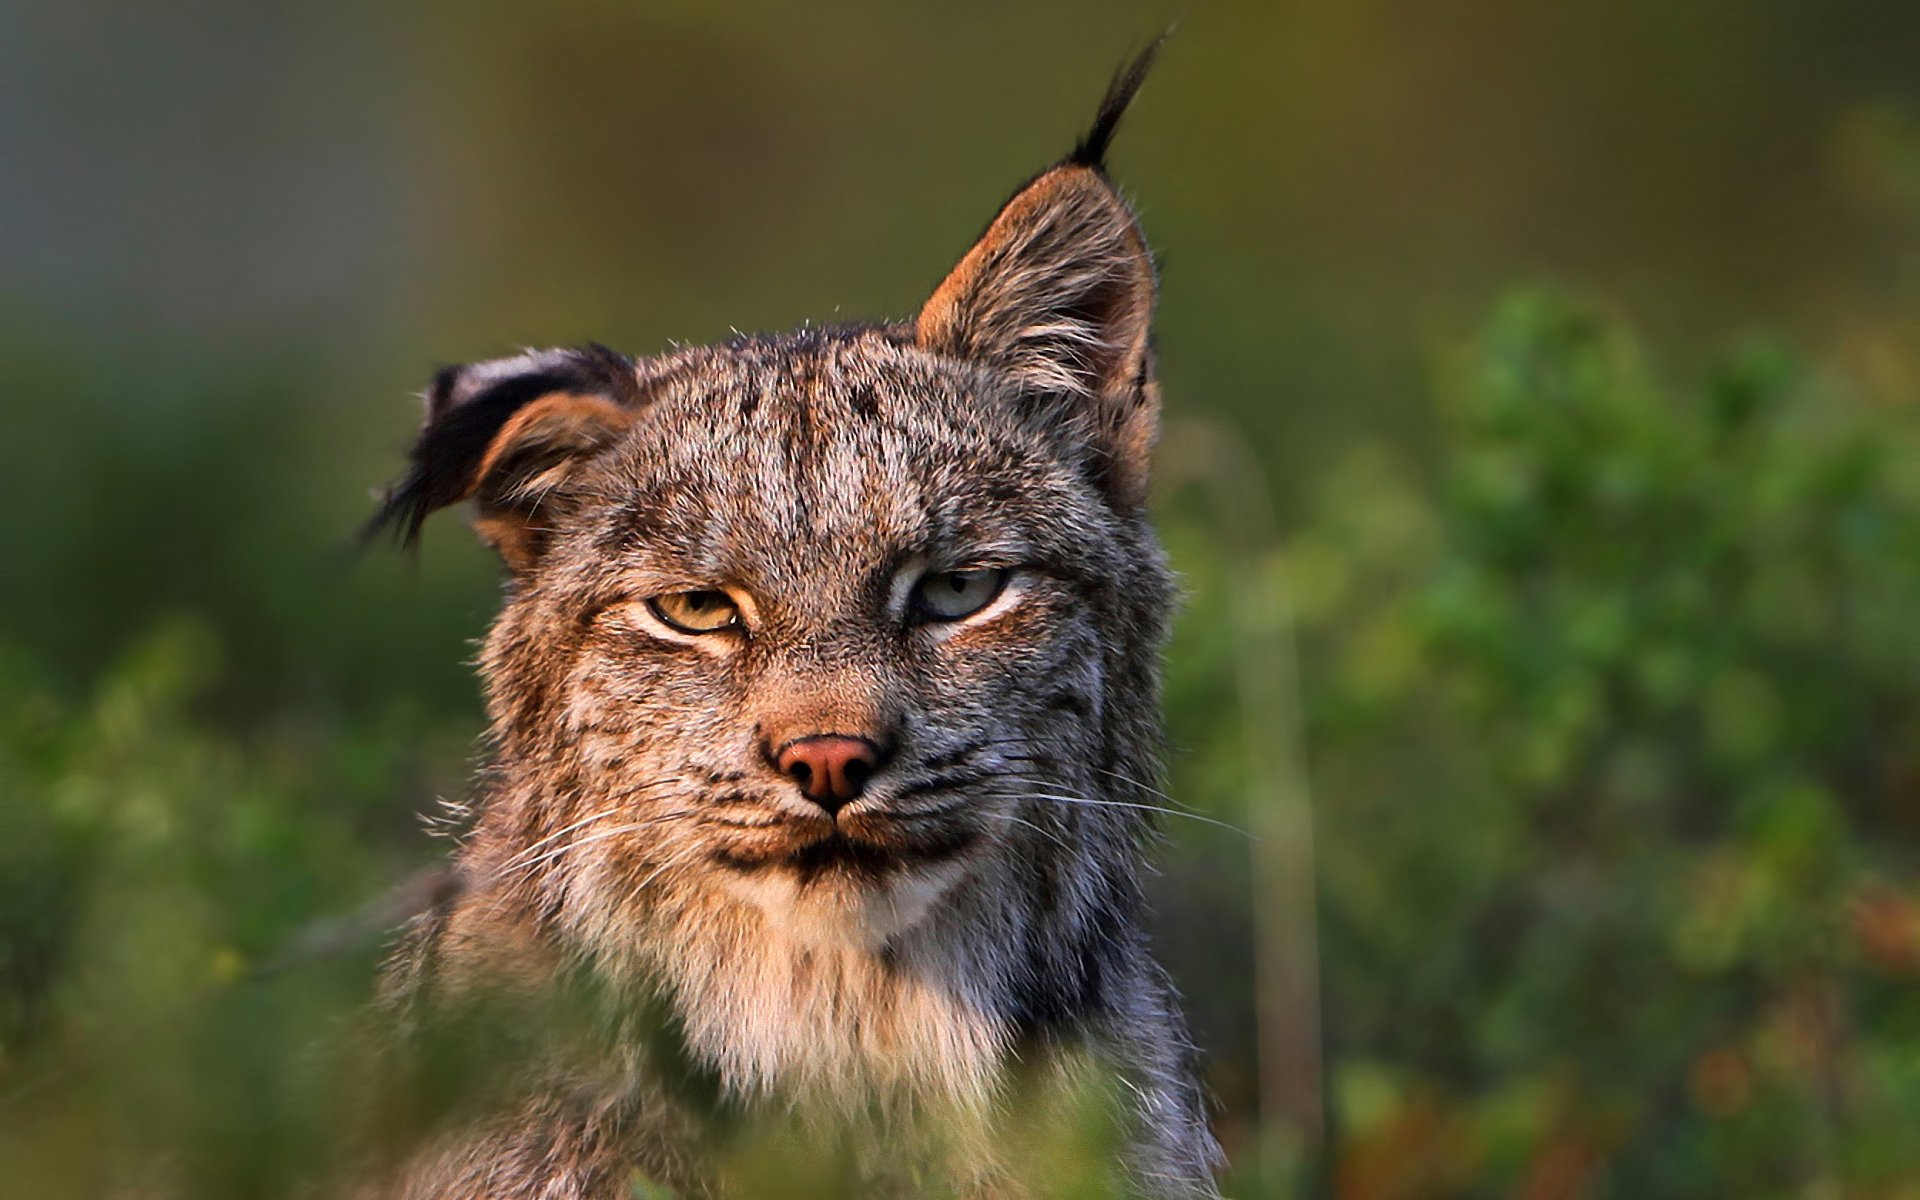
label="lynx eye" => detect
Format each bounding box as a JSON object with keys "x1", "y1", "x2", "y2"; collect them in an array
[
  {"x1": 646, "y1": 590, "x2": 741, "y2": 634},
  {"x1": 912, "y1": 568, "x2": 1008, "y2": 622}
]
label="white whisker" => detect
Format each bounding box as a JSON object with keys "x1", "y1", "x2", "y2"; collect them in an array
[
  {"x1": 488, "y1": 812, "x2": 697, "y2": 883},
  {"x1": 491, "y1": 777, "x2": 691, "y2": 874},
  {"x1": 979, "y1": 809, "x2": 1077, "y2": 855},
  {"x1": 991, "y1": 782, "x2": 1253, "y2": 840},
  {"x1": 995, "y1": 751, "x2": 1204, "y2": 814}
]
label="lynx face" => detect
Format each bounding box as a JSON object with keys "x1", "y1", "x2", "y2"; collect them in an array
[{"x1": 471, "y1": 332, "x2": 1159, "y2": 949}]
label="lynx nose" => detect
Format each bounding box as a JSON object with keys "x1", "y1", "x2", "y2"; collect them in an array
[{"x1": 774, "y1": 735, "x2": 883, "y2": 812}]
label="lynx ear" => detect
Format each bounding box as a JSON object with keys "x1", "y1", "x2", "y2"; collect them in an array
[
  {"x1": 365, "y1": 344, "x2": 642, "y2": 569},
  {"x1": 916, "y1": 45, "x2": 1161, "y2": 511}
]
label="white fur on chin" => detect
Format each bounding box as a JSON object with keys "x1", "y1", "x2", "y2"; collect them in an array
[
  {"x1": 637, "y1": 858, "x2": 1011, "y2": 1119},
  {"x1": 716, "y1": 856, "x2": 970, "y2": 951}
]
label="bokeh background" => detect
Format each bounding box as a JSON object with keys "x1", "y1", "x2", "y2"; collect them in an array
[{"x1": 4, "y1": 1, "x2": 1918, "y2": 1196}]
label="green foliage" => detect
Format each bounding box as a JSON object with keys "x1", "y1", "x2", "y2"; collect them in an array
[
  {"x1": 0, "y1": 620, "x2": 472, "y2": 1197},
  {"x1": 1268, "y1": 294, "x2": 1920, "y2": 1196}
]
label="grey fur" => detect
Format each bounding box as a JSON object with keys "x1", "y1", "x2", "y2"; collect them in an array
[{"x1": 364, "y1": 70, "x2": 1222, "y2": 1200}]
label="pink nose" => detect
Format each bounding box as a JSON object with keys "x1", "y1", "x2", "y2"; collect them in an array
[{"x1": 774, "y1": 735, "x2": 882, "y2": 810}]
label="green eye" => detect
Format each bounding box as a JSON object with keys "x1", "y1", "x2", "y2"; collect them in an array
[
  {"x1": 913, "y1": 568, "x2": 1008, "y2": 622},
  {"x1": 647, "y1": 590, "x2": 741, "y2": 634}
]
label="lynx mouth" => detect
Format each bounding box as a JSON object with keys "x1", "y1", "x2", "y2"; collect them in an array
[{"x1": 710, "y1": 821, "x2": 977, "y2": 884}]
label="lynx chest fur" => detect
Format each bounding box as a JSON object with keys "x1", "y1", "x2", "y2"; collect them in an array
[{"x1": 366, "y1": 47, "x2": 1222, "y2": 1199}]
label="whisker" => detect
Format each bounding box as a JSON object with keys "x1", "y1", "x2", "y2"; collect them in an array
[
  {"x1": 991, "y1": 784, "x2": 1254, "y2": 840},
  {"x1": 488, "y1": 812, "x2": 697, "y2": 883},
  {"x1": 496, "y1": 808, "x2": 626, "y2": 873},
  {"x1": 994, "y1": 751, "x2": 1201, "y2": 813},
  {"x1": 1088, "y1": 764, "x2": 1187, "y2": 807},
  {"x1": 878, "y1": 801, "x2": 973, "y2": 823},
  {"x1": 491, "y1": 777, "x2": 691, "y2": 874},
  {"x1": 699, "y1": 815, "x2": 785, "y2": 830},
  {"x1": 895, "y1": 771, "x2": 993, "y2": 799},
  {"x1": 978, "y1": 809, "x2": 1078, "y2": 855},
  {"x1": 991, "y1": 763, "x2": 1232, "y2": 822},
  {"x1": 620, "y1": 854, "x2": 693, "y2": 911}
]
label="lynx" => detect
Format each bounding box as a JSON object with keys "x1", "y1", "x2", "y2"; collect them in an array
[{"x1": 363, "y1": 45, "x2": 1222, "y2": 1199}]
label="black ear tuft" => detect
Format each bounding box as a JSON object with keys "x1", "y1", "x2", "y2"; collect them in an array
[
  {"x1": 361, "y1": 345, "x2": 640, "y2": 553},
  {"x1": 1068, "y1": 33, "x2": 1168, "y2": 172},
  {"x1": 919, "y1": 42, "x2": 1167, "y2": 512}
]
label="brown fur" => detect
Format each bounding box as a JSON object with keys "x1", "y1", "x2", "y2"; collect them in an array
[{"x1": 362, "y1": 46, "x2": 1221, "y2": 1199}]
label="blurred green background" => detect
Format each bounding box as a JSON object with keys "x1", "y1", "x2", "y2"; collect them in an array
[{"x1": 4, "y1": 1, "x2": 1918, "y2": 1196}]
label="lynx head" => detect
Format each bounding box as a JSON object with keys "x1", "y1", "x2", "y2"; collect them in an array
[{"x1": 371, "y1": 53, "x2": 1173, "y2": 963}]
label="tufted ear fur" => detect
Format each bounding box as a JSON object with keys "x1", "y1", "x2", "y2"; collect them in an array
[
  {"x1": 365, "y1": 344, "x2": 643, "y2": 569},
  {"x1": 916, "y1": 44, "x2": 1161, "y2": 512}
]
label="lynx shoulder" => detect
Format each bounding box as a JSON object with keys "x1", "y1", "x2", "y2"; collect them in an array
[{"x1": 363, "y1": 42, "x2": 1222, "y2": 1199}]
